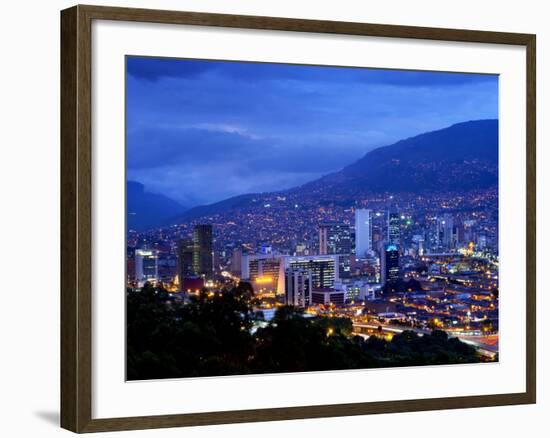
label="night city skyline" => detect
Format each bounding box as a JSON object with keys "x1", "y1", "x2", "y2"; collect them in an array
[{"x1": 126, "y1": 57, "x2": 499, "y2": 381}]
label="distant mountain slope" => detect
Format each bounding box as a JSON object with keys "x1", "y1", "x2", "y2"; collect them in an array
[
  {"x1": 127, "y1": 181, "x2": 187, "y2": 231},
  {"x1": 172, "y1": 119, "x2": 498, "y2": 223},
  {"x1": 170, "y1": 193, "x2": 260, "y2": 222},
  {"x1": 303, "y1": 119, "x2": 498, "y2": 194}
]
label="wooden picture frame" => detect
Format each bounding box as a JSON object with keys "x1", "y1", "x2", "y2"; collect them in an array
[{"x1": 61, "y1": 4, "x2": 536, "y2": 433}]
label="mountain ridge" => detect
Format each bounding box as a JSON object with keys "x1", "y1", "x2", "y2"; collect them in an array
[
  {"x1": 127, "y1": 181, "x2": 187, "y2": 231},
  {"x1": 171, "y1": 119, "x2": 498, "y2": 223},
  {"x1": 299, "y1": 119, "x2": 497, "y2": 193}
]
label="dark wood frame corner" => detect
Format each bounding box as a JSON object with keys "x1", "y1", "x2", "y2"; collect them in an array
[{"x1": 60, "y1": 4, "x2": 536, "y2": 433}]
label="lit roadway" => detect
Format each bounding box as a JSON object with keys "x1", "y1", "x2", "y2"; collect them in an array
[{"x1": 352, "y1": 321, "x2": 498, "y2": 359}]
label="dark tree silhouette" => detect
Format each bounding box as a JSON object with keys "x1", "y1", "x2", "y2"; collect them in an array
[{"x1": 127, "y1": 284, "x2": 482, "y2": 380}]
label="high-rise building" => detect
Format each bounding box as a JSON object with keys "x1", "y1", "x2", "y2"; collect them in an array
[
  {"x1": 287, "y1": 256, "x2": 338, "y2": 289},
  {"x1": 241, "y1": 254, "x2": 339, "y2": 294},
  {"x1": 135, "y1": 249, "x2": 158, "y2": 287},
  {"x1": 387, "y1": 211, "x2": 400, "y2": 246},
  {"x1": 231, "y1": 247, "x2": 243, "y2": 276},
  {"x1": 192, "y1": 224, "x2": 213, "y2": 278},
  {"x1": 241, "y1": 253, "x2": 284, "y2": 293},
  {"x1": 176, "y1": 239, "x2": 194, "y2": 288},
  {"x1": 156, "y1": 251, "x2": 178, "y2": 285},
  {"x1": 319, "y1": 222, "x2": 352, "y2": 278},
  {"x1": 319, "y1": 223, "x2": 352, "y2": 255},
  {"x1": 436, "y1": 214, "x2": 457, "y2": 250},
  {"x1": 355, "y1": 209, "x2": 372, "y2": 258},
  {"x1": 381, "y1": 244, "x2": 400, "y2": 288},
  {"x1": 284, "y1": 268, "x2": 312, "y2": 307}
]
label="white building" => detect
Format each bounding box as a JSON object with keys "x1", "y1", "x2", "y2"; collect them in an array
[
  {"x1": 285, "y1": 268, "x2": 312, "y2": 307},
  {"x1": 241, "y1": 253, "x2": 339, "y2": 294},
  {"x1": 135, "y1": 249, "x2": 158, "y2": 287},
  {"x1": 355, "y1": 208, "x2": 372, "y2": 258}
]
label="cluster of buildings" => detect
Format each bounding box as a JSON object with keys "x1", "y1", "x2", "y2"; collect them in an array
[
  {"x1": 130, "y1": 208, "x2": 398, "y2": 303},
  {"x1": 127, "y1": 190, "x2": 498, "y2": 341}
]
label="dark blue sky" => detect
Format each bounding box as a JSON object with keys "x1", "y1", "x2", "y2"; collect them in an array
[{"x1": 126, "y1": 56, "x2": 498, "y2": 207}]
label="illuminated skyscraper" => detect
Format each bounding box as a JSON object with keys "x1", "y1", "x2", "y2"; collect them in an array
[
  {"x1": 355, "y1": 209, "x2": 372, "y2": 258},
  {"x1": 192, "y1": 224, "x2": 213, "y2": 278},
  {"x1": 319, "y1": 223, "x2": 352, "y2": 277},
  {"x1": 319, "y1": 222, "x2": 352, "y2": 255},
  {"x1": 436, "y1": 214, "x2": 457, "y2": 250},
  {"x1": 135, "y1": 249, "x2": 158, "y2": 287},
  {"x1": 287, "y1": 256, "x2": 338, "y2": 289},
  {"x1": 381, "y1": 244, "x2": 400, "y2": 288},
  {"x1": 284, "y1": 268, "x2": 312, "y2": 307},
  {"x1": 176, "y1": 239, "x2": 194, "y2": 290},
  {"x1": 242, "y1": 254, "x2": 283, "y2": 293},
  {"x1": 177, "y1": 240, "x2": 193, "y2": 273},
  {"x1": 241, "y1": 254, "x2": 339, "y2": 294},
  {"x1": 387, "y1": 211, "x2": 400, "y2": 246}
]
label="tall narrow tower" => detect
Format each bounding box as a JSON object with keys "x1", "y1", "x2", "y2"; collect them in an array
[
  {"x1": 192, "y1": 224, "x2": 213, "y2": 278},
  {"x1": 387, "y1": 211, "x2": 400, "y2": 246},
  {"x1": 355, "y1": 209, "x2": 372, "y2": 258}
]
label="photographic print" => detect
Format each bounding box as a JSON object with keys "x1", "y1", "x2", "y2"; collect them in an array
[{"x1": 125, "y1": 56, "x2": 499, "y2": 381}]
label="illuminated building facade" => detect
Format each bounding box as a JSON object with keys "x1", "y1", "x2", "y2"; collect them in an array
[
  {"x1": 241, "y1": 254, "x2": 339, "y2": 294},
  {"x1": 241, "y1": 254, "x2": 284, "y2": 293},
  {"x1": 284, "y1": 268, "x2": 312, "y2": 307},
  {"x1": 135, "y1": 249, "x2": 158, "y2": 287},
  {"x1": 319, "y1": 222, "x2": 352, "y2": 255},
  {"x1": 355, "y1": 209, "x2": 372, "y2": 258},
  {"x1": 381, "y1": 244, "x2": 400, "y2": 288},
  {"x1": 286, "y1": 256, "x2": 338, "y2": 289},
  {"x1": 319, "y1": 222, "x2": 352, "y2": 278},
  {"x1": 387, "y1": 211, "x2": 400, "y2": 246},
  {"x1": 192, "y1": 224, "x2": 213, "y2": 278}
]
